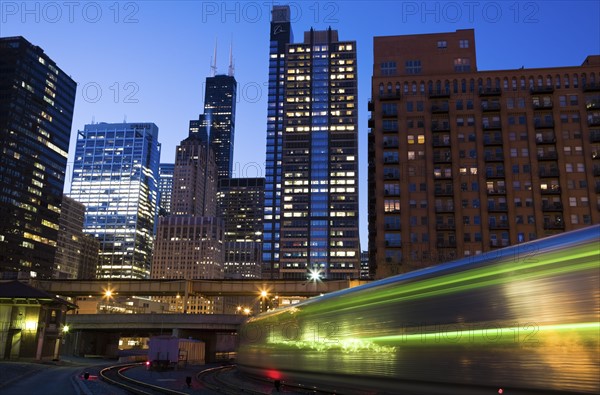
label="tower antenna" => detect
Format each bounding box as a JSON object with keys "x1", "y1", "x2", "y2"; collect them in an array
[
  {"x1": 228, "y1": 40, "x2": 234, "y2": 77},
  {"x1": 210, "y1": 38, "x2": 218, "y2": 76}
]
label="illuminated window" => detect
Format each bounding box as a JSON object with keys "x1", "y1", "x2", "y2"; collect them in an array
[{"x1": 454, "y1": 58, "x2": 471, "y2": 72}]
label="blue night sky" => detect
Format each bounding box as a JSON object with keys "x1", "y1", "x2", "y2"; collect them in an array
[{"x1": 3, "y1": 0, "x2": 599, "y2": 247}]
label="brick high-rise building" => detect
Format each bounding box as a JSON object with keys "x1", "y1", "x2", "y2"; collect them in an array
[{"x1": 369, "y1": 29, "x2": 600, "y2": 278}]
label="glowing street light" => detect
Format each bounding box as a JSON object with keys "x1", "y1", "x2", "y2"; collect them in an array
[
  {"x1": 101, "y1": 285, "x2": 115, "y2": 314},
  {"x1": 258, "y1": 289, "x2": 271, "y2": 312},
  {"x1": 103, "y1": 284, "x2": 114, "y2": 300},
  {"x1": 308, "y1": 268, "x2": 322, "y2": 282}
]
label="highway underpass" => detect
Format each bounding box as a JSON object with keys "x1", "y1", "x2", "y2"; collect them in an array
[{"x1": 62, "y1": 313, "x2": 247, "y2": 362}]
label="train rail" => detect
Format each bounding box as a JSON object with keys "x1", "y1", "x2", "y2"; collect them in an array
[
  {"x1": 198, "y1": 365, "x2": 336, "y2": 394},
  {"x1": 100, "y1": 363, "x2": 189, "y2": 395}
]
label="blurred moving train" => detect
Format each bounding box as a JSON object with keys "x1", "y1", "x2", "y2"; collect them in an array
[{"x1": 237, "y1": 225, "x2": 600, "y2": 394}]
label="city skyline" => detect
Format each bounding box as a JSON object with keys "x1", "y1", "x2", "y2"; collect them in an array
[{"x1": 3, "y1": 0, "x2": 599, "y2": 247}]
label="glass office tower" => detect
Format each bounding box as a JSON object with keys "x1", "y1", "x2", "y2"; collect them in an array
[
  {"x1": 69, "y1": 122, "x2": 160, "y2": 279},
  {"x1": 262, "y1": 5, "x2": 293, "y2": 278},
  {"x1": 278, "y1": 28, "x2": 360, "y2": 280},
  {"x1": 0, "y1": 36, "x2": 76, "y2": 279},
  {"x1": 205, "y1": 75, "x2": 237, "y2": 179}
]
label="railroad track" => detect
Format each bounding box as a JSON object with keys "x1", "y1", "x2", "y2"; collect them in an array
[
  {"x1": 197, "y1": 365, "x2": 255, "y2": 394},
  {"x1": 198, "y1": 365, "x2": 335, "y2": 394},
  {"x1": 99, "y1": 362, "x2": 333, "y2": 394},
  {"x1": 100, "y1": 363, "x2": 189, "y2": 395}
]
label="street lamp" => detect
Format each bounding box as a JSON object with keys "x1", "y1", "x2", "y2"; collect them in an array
[
  {"x1": 307, "y1": 268, "x2": 323, "y2": 297},
  {"x1": 101, "y1": 285, "x2": 115, "y2": 313},
  {"x1": 103, "y1": 285, "x2": 114, "y2": 301},
  {"x1": 259, "y1": 289, "x2": 270, "y2": 312},
  {"x1": 308, "y1": 268, "x2": 322, "y2": 282}
]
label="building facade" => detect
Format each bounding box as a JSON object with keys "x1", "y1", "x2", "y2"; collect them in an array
[
  {"x1": 170, "y1": 132, "x2": 217, "y2": 217},
  {"x1": 262, "y1": 7, "x2": 360, "y2": 280},
  {"x1": 369, "y1": 29, "x2": 600, "y2": 278},
  {"x1": 151, "y1": 129, "x2": 223, "y2": 314},
  {"x1": 69, "y1": 122, "x2": 161, "y2": 279},
  {"x1": 204, "y1": 75, "x2": 237, "y2": 180},
  {"x1": 279, "y1": 28, "x2": 360, "y2": 280},
  {"x1": 151, "y1": 216, "x2": 224, "y2": 279},
  {"x1": 262, "y1": 5, "x2": 293, "y2": 279},
  {"x1": 158, "y1": 163, "x2": 175, "y2": 217},
  {"x1": 360, "y1": 250, "x2": 370, "y2": 279},
  {"x1": 0, "y1": 36, "x2": 76, "y2": 279},
  {"x1": 217, "y1": 177, "x2": 265, "y2": 279},
  {"x1": 78, "y1": 232, "x2": 101, "y2": 279},
  {"x1": 54, "y1": 195, "x2": 100, "y2": 279}
]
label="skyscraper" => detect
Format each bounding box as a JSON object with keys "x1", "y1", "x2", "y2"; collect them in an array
[
  {"x1": 263, "y1": 7, "x2": 360, "y2": 280},
  {"x1": 369, "y1": 29, "x2": 600, "y2": 278},
  {"x1": 170, "y1": 129, "x2": 217, "y2": 217},
  {"x1": 262, "y1": 6, "x2": 293, "y2": 278},
  {"x1": 205, "y1": 74, "x2": 237, "y2": 179},
  {"x1": 278, "y1": 28, "x2": 360, "y2": 280},
  {"x1": 151, "y1": 127, "x2": 224, "y2": 313},
  {"x1": 217, "y1": 177, "x2": 264, "y2": 279},
  {"x1": 69, "y1": 122, "x2": 161, "y2": 279},
  {"x1": 188, "y1": 46, "x2": 237, "y2": 182},
  {"x1": 0, "y1": 36, "x2": 76, "y2": 279}
]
